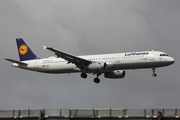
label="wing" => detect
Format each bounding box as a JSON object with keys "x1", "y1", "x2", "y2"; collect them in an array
[{"x1": 44, "y1": 46, "x2": 92, "y2": 69}]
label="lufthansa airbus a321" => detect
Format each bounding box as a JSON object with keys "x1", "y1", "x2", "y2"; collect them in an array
[{"x1": 5, "y1": 38, "x2": 175, "y2": 83}]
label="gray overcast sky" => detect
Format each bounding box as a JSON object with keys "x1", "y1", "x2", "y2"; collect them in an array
[{"x1": 0, "y1": 0, "x2": 180, "y2": 110}]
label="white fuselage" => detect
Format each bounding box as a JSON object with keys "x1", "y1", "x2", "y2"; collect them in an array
[{"x1": 13, "y1": 51, "x2": 174, "y2": 74}]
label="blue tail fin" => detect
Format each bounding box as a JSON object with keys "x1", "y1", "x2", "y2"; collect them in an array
[{"x1": 16, "y1": 38, "x2": 39, "y2": 61}]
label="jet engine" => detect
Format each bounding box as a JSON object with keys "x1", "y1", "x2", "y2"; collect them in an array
[{"x1": 104, "y1": 70, "x2": 125, "y2": 79}]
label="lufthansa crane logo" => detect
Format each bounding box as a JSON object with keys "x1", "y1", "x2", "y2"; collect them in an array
[{"x1": 19, "y1": 44, "x2": 28, "y2": 55}]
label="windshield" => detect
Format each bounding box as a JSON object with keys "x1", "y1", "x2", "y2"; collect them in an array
[{"x1": 160, "y1": 54, "x2": 169, "y2": 56}]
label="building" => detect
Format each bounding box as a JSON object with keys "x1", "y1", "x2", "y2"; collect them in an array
[{"x1": 0, "y1": 109, "x2": 179, "y2": 120}]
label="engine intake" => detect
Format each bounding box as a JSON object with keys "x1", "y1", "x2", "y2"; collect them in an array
[{"x1": 104, "y1": 70, "x2": 125, "y2": 79}]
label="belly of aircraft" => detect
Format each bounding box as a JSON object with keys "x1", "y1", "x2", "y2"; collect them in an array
[{"x1": 36, "y1": 61, "x2": 170, "y2": 74}]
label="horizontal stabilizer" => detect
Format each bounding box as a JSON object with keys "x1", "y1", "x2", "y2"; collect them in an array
[{"x1": 5, "y1": 58, "x2": 27, "y2": 65}]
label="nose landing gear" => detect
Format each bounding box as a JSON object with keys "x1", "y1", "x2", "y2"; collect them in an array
[
  {"x1": 153, "y1": 73, "x2": 157, "y2": 77},
  {"x1": 152, "y1": 68, "x2": 157, "y2": 77}
]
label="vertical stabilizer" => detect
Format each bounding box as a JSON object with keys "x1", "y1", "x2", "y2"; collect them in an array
[{"x1": 16, "y1": 38, "x2": 39, "y2": 61}]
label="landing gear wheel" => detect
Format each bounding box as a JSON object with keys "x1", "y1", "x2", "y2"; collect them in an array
[
  {"x1": 94, "y1": 78, "x2": 100, "y2": 84},
  {"x1": 153, "y1": 73, "x2": 157, "y2": 77},
  {"x1": 152, "y1": 68, "x2": 157, "y2": 77},
  {"x1": 81, "y1": 73, "x2": 87, "y2": 79}
]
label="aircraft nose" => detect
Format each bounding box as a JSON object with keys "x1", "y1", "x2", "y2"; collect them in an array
[{"x1": 169, "y1": 57, "x2": 175, "y2": 64}]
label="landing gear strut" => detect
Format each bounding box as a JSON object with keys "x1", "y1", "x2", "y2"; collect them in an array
[
  {"x1": 152, "y1": 68, "x2": 157, "y2": 77},
  {"x1": 81, "y1": 73, "x2": 87, "y2": 79},
  {"x1": 81, "y1": 72, "x2": 101, "y2": 84},
  {"x1": 93, "y1": 73, "x2": 101, "y2": 84}
]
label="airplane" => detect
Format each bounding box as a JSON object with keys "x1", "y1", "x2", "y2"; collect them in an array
[{"x1": 5, "y1": 38, "x2": 175, "y2": 83}]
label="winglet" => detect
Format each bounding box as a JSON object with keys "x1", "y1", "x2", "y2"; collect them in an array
[{"x1": 43, "y1": 45, "x2": 47, "y2": 50}]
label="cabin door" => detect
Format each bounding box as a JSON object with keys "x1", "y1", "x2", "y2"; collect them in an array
[
  {"x1": 34, "y1": 60, "x2": 39, "y2": 69},
  {"x1": 116, "y1": 56, "x2": 121, "y2": 63}
]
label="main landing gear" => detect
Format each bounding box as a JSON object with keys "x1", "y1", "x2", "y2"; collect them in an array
[
  {"x1": 93, "y1": 73, "x2": 101, "y2": 84},
  {"x1": 81, "y1": 73, "x2": 87, "y2": 79},
  {"x1": 94, "y1": 77, "x2": 100, "y2": 84},
  {"x1": 80, "y1": 73, "x2": 101, "y2": 84},
  {"x1": 152, "y1": 68, "x2": 157, "y2": 77}
]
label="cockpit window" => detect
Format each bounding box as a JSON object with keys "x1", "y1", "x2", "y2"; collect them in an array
[{"x1": 160, "y1": 54, "x2": 169, "y2": 56}]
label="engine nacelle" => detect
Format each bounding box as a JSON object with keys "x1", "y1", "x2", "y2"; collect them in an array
[
  {"x1": 88, "y1": 62, "x2": 106, "y2": 71},
  {"x1": 104, "y1": 70, "x2": 125, "y2": 79}
]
